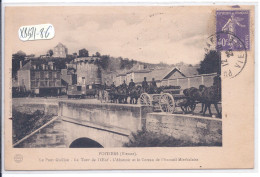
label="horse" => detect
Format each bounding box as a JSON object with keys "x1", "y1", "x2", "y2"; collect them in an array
[
  {"x1": 180, "y1": 87, "x2": 199, "y2": 113},
  {"x1": 198, "y1": 75, "x2": 221, "y2": 117},
  {"x1": 129, "y1": 85, "x2": 142, "y2": 104},
  {"x1": 109, "y1": 86, "x2": 119, "y2": 103},
  {"x1": 198, "y1": 84, "x2": 221, "y2": 117},
  {"x1": 116, "y1": 86, "x2": 128, "y2": 104}
]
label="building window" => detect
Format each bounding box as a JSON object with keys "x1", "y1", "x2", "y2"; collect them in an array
[
  {"x1": 56, "y1": 80, "x2": 61, "y2": 86},
  {"x1": 40, "y1": 81, "x2": 45, "y2": 87},
  {"x1": 44, "y1": 71, "x2": 49, "y2": 79},
  {"x1": 36, "y1": 72, "x2": 40, "y2": 79},
  {"x1": 77, "y1": 86, "x2": 82, "y2": 91},
  {"x1": 40, "y1": 72, "x2": 44, "y2": 79},
  {"x1": 31, "y1": 72, "x2": 35, "y2": 80},
  {"x1": 53, "y1": 72, "x2": 57, "y2": 78},
  {"x1": 57, "y1": 72, "x2": 61, "y2": 79},
  {"x1": 49, "y1": 72, "x2": 53, "y2": 79},
  {"x1": 49, "y1": 81, "x2": 55, "y2": 87},
  {"x1": 31, "y1": 81, "x2": 35, "y2": 88}
]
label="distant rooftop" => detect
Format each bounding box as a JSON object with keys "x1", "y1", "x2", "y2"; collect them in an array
[{"x1": 55, "y1": 42, "x2": 67, "y2": 48}]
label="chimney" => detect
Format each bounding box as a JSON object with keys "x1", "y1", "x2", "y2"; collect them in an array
[{"x1": 20, "y1": 61, "x2": 23, "y2": 69}]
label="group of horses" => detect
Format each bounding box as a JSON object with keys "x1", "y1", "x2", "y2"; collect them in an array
[{"x1": 101, "y1": 85, "x2": 144, "y2": 104}]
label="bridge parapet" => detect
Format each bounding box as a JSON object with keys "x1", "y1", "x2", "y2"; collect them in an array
[{"x1": 59, "y1": 101, "x2": 153, "y2": 133}]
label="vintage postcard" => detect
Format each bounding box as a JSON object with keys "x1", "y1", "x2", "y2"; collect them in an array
[{"x1": 3, "y1": 5, "x2": 255, "y2": 170}]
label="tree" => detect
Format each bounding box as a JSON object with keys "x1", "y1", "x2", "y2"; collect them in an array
[
  {"x1": 47, "y1": 49, "x2": 53, "y2": 57},
  {"x1": 79, "y1": 48, "x2": 89, "y2": 57},
  {"x1": 96, "y1": 55, "x2": 110, "y2": 70},
  {"x1": 197, "y1": 50, "x2": 221, "y2": 74},
  {"x1": 16, "y1": 50, "x2": 26, "y2": 57},
  {"x1": 120, "y1": 58, "x2": 134, "y2": 70},
  {"x1": 95, "y1": 52, "x2": 101, "y2": 57}
]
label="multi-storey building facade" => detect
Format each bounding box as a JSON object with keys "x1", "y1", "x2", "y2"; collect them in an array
[{"x1": 17, "y1": 60, "x2": 70, "y2": 96}]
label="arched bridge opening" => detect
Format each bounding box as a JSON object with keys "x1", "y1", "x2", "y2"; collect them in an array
[{"x1": 69, "y1": 138, "x2": 104, "y2": 148}]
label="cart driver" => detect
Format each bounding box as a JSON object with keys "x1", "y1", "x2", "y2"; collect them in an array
[
  {"x1": 128, "y1": 79, "x2": 135, "y2": 90},
  {"x1": 121, "y1": 80, "x2": 127, "y2": 89},
  {"x1": 150, "y1": 78, "x2": 157, "y2": 93},
  {"x1": 150, "y1": 78, "x2": 157, "y2": 88},
  {"x1": 142, "y1": 77, "x2": 149, "y2": 92}
]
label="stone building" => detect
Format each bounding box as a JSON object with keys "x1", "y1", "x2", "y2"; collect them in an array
[
  {"x1": 17, "y1": 60, "x2": 73, "y2": 96},
  {"x1": 53, "y1": 43, "x2": 68, "y2": 58},
  {"x1": 61, "y1": 68, "x2": 77, "y2": 86},
  {"x1": 72, "y1": 57, "x2": 101, "y2": 86}
]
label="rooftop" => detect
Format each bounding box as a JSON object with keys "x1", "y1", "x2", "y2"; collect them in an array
[{"x1": 55, "y1": 42, "x2": 67, "y2": 48}]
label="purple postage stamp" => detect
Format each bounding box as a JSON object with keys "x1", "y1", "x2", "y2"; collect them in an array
[{"x1": 216, "y1": 10, "x2": 250, "y2": 51}]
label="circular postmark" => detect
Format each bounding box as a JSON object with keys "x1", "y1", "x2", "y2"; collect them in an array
[
  {"x1": 14, "y1": 154, "x2": 23, "y2": 163},
  {"x1": 205, "y1": 31, "x2": 247, "y2": 79}
]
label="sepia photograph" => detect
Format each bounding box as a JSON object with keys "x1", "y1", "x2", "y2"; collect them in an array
[
  {"x1": 11, "y1": 7, "x2": 225, "y2": 149},
  {"x1": 4, "y1": 5, "x2": 255, "y2": 170}
]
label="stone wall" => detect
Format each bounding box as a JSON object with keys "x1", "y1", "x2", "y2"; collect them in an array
[{"x1": 146, "y1": 113, "x2": 222, "y2": 145}]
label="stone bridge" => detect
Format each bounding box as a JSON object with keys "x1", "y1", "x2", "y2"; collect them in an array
[
  {"x1": 59, "y1": 102, "x2": 153, "y2": 147},
  {"x1": 13, "y1": 100, "x2": 222, "y2": 148}
]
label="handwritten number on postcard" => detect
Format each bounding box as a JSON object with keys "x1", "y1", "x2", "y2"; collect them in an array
[{"x1": 18, "y1": 24, "x2": 55, "y2": 41}]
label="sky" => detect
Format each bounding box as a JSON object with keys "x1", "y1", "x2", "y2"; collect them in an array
[{"x1": 9, "y1": 6, "x2": 215, "y2": 65}]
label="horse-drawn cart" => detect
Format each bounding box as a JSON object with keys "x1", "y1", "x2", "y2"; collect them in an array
[
  {"x1": 99, "y1": 86, "x2": 128, "y2": 103},
  {"x1": 140, "y1": 86, "x2": 197, "y2": 114}
]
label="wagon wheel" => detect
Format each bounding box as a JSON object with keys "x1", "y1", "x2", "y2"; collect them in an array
[
  {"x1": 159, "y1": 93, "x2": 175, "y2": 113},
  {"x1": 140, "y1": 93, "x2": 152, "y2": 106},
  {"x1": 181, "y1": 102, "x2": 196, "y2": 114}
]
